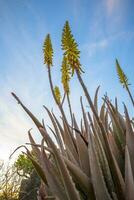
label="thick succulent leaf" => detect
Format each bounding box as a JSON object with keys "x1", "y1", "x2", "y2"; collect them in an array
[
  {"x1": 88, "y1": 133, "x2": 112, "y2": 200},
  {"x1": 87, "y1": 111, "x2": 105, "y2": 152},
  {"x1": 80, "y1": 97, "x2": 89, "y2": 134},
  {"x1": 108, "y1": 133, "x2": 124, "y2": 175},
  {"x1": 75, "y1": 131, "x2": 90, "y2": 176},
  {"x1": 73, "y1": 113, "x2": 89, "y2": 175},
  {"x1": 80, "y1": 119, "x2": 84, "y2": 135},
  {"x1": 27, "y1": 154, "x2": 48, "y2": 186},
  {"x1": 28, "y1": 131, "x2": 41, "y2": 159},
  {"x1": 94, "y1": 86, "x2": 100, "y2": 114},
  {"x1": 105, "y1": 99, "x2": 125, "y2": 151},
  {"x1": 40, "y1": 128, "x2": 81, "y2": 200},
  {"x1": 99, "y1": 102, "x2": 106, "y2": 124},
  {"x1": 109, "y1": 100, "x2": 125, "y2": 135},
  {"x1": 99, "y1": 102, "x2": 109, "y2": 134},
  {"x1": 11, "y1": 93, "x2": 43, "y2": 130},
  {"x1": 62, "y1": 118, "x2": 79, "y2": 161},
  {"x1": 117, "y1": 112, "x2": 126, "y2": 133},
  {"x1": 94, "y1": 133, "x2": 117, "y2": 199},
  {"x1": 52, "y1": 112, "x2": 65, "y2": 141},
  {"x1": 125, "y1": 146, "x2": 134, "y2": 200},
  {"x1": 44, "y1": 106, "x2": 65, "y2": 154},
  {"x1": 73, "y1": 115, "x2": 88, "y2": 146},
  {"x1": 109, "y1": 151, "x2": 125, "y2": 199},
  {"x1": 73, "y1": 114, "x2": 80, "y2": 131},
  {"x1": 124, "y1": 105, "x2": 134, "y2": 176},
  {"x1": 47, "y1": 125, "x2": 59, "y2": 143},
  {"x1": 115, "y1": 97, "x2": 118, "y2": 111},
  {"x1": 104, "y1": 109, "x2": 109, "y2": 132},
  {"x1": 60, "y1": 101, "x2": 78, "y2": 155},
  {"x1": 63, "y1": 156, "x2": 92, "y2": 196},
  {"x1": 53, "y1": 109, "x2": 78, "y2": 161},
  {"x1": 93, "y1": 87, "x2": 101, "y2": 135},
  {"x1": 40, "y1": 139, "x2": 67, "y2": 200},
  {"x1": 66, "y1": 147, "x2": 79, "y2": 166}
]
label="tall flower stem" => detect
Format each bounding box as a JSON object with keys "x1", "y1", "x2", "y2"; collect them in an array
[
  {"x1": 47, "y1": 66, "x2": 78, "y2": 154},
  {"x1": 125, "y1": 85, "x2": 134, "y2": 107},
  {"x1": 67, "y1": 93, "x2": 73, "y2": 127},
  {"x1": 48, "y1": 67, "x2": 58, "y2": 105}
]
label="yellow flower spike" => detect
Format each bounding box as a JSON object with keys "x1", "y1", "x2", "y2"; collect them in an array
[
  {"x1": 54, "y1": 86, "x2": 61, "y2": 105},
  {"x1": 43, "y1": 34, "x2": 53, "y2": 67},
  {"x1": 61, "y1": 56, "x2": 71, "y2": 94},
  {"x1": 116, "y1": 59, "x2": 134, "y2": 106},
  {"x1": 116, "y1": 59, "x2": 130, "y2": 89},
  {"x1": 61, "y1": 21, "x2": 83, "y2": 75}
]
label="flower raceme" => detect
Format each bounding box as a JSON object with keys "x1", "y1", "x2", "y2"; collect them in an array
[
  {"x1": 61, "y1": 21, "x2": 83, "y2": 75},
  {"x1": 43, "y1": 34, "x2": 53, "y2": 67}
]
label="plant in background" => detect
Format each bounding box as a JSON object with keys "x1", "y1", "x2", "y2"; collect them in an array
[
  {"x1": 12, "y1": 21, "x2": 134, "y2": 200},
  {"x1": 14, "y1": 153, "x2": 40, "y2": 200},
  {"x1": 0, "y1": 162, "x2": 21, "y2": 200},
  {"x1": 15, "y1": 153, "x2": 34, "y2": 178}
]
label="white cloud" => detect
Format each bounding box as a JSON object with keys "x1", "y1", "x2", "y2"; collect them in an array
[
  {"x1": 84, "y1": 39, "x2": 108, "y2": 57},
  {"x1": 83, "y1": 31, "x2": 134, "y2": 57},
  {"x1": 105, "y1": 0, "x2": 120, "y2": 15}
]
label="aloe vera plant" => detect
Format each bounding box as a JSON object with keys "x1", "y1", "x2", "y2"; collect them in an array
[{"x1": 12, "y1": 21, "x2": 134, "y2": 200}]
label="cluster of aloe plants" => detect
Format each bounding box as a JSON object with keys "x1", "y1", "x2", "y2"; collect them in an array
[{"x1": 12, "y1": 21, "x2": 134, "y2": 200}]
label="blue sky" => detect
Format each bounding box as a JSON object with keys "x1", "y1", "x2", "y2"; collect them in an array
[{"x1": 0, "y1": 0, "x2": 134, "y2": 161}]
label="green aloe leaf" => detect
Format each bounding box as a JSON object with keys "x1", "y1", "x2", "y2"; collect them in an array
[
  {"x1": 39, "y1": 128, "x2": 81, "y2": 200},
  {"x1": 27, "y1": 153, "x2": 48, "y2": 186},
  {"x1": 63, "y1": 156, "x2": 92, "y2": 196},
  {"x1": 11, "y1": 93, "x2": 43, "y2": 131},
  {"x1": 44, "y1": 106, "x2": 65, "y2": 155},
  {"x1": 125, "y1": 146, "x2": 134, "y2": 200},
  {"x1": 94, "y1": 86, "x2": 100, "y2": 114},
  {"x1": 88, "y1": 132, "x2": 112, "y2": 200},
  {"x1": 40, "y1": 139, "x2": 67, "y2": 200},
  {"x1": 124, "y1": 105, "x2": 134, "y2": 176}
]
